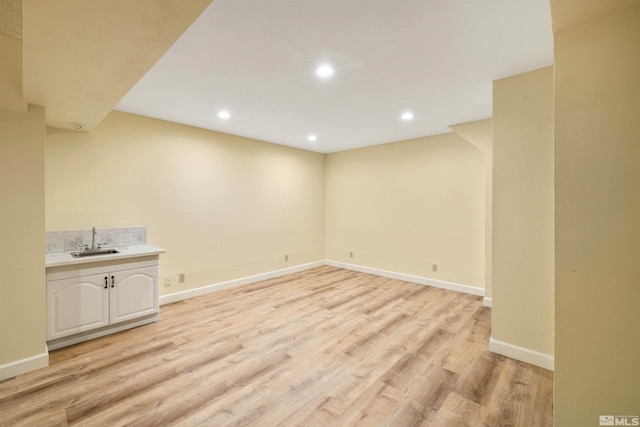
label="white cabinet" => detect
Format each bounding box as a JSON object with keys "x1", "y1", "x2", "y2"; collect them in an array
[
  {"x1": 46, "y1": 258, "x2": 159, "y2": 348},
  {"x1": 47, "y1": 273, "x2": 110, "y2": 339},
  {"x1": 110, "y1": 267, "x2": 158, "y2": 324}
]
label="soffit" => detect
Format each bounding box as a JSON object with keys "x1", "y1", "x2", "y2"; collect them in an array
[
  {"x1": 22, "y1": 0, "x2": 212, "y2": 131},
  {"x1": 551, "y1": 0, "x2": 639, "y2": 33},
  {"x1": 0, "y1": 0, "x2": 22, "y2": 40}
]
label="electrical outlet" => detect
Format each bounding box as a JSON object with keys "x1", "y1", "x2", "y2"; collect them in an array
[
  {"x1": 179, "y1": 273, "x2": 185, "y2": 283},
  {"x1": 164, "y1": 276, "x2": 171, "y2": 286},
  {"x1": 285, "y1": 254, "x2": 288, "y2": 262},
  {"x1": 350, "y1": 251, "x2": 354, "y2": 258},
  {"x1": 432, "y1": 264, "x2": 438, "y2": 272}
]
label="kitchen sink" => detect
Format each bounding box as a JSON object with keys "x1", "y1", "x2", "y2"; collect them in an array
[{"x1": 70, "y1": 248, "x2": 120, "y2": 258}]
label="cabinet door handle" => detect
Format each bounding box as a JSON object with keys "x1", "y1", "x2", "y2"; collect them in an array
[
  {"x1": 111, "y1": 275, "x2": 115, "y2": 288},
  {"x1": 104, "y1": 276, "x2": 108, "y2": 289}
]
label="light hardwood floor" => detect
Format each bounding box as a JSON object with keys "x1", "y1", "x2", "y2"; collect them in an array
[{"x1": 0, "y1": 266, "x2": 553, "y2": 426}]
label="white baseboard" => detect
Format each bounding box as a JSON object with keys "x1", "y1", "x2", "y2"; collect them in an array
[
  {"x1": 489, "y1": 337, "x2": 554, "y2": 371},
  {"x1": 161, "y1": 260, "x2": 484, "y2": 306},
  {"x1": 326, "y1": 260, "x2": 484, "y2": 297},
  {"x1": 483, "y1": 297, "x2": 492, "y2": 307},
  {"x1": 0, "y1": 347, "x2": 49, "y2": 382},
  {"x1": 160, "y1": 260, "x2": 325, "y2": 305}
]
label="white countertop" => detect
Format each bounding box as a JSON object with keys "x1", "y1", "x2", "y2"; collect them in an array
[{"x1": 46, "y1": 244, "x2": 165, "y2": 268}]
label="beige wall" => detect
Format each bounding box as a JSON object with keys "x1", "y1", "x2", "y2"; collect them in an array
[
  {"x1": 0, "y1": 34, "x2": 27, "y2": 112},
  {"x1": 325, "y1": 133, "x2": 485, "y2": 290},
  {"x1": 450, "y1": 119, "x2": 493, "y2": 299},
  {"x1": 492, "y1": 67, "x2": 554, "y2": 365},
  {"x1": 46, "y1": 111, "x2": 326, "y2": 295},
  {"x1": 554, "y1": 5, "x2": 640, "y2": 425},
  {"x1": 0, "y1": 106, "x2": 46, "y2": 369}
]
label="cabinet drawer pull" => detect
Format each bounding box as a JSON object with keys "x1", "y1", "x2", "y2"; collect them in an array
[
  {"x1": 104, "y1": 276, "x2": 108, "y2": 289},
  {"x1": 111, "y1": 275, "x2": 115, "y2": 288}
]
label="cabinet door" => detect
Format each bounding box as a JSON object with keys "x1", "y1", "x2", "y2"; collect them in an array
[
  {"x1": 110, "y1": 266, "x2": 158, "y2": 324},
  {"x1": 47, "y1": 273, "x2": 110, "y2": 340}
]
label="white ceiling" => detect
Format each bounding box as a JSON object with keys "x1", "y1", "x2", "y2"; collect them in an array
[{"x1": 115, "y1": 0, "x2": 553, "y2": 153}]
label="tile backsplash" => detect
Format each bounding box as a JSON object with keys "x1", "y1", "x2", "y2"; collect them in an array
[{"x1": 45, "y1": 227, "x2": 147, "y2": 254}]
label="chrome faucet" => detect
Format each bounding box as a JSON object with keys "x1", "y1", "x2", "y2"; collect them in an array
[
  {"x1": 90, "y1": 226, "x2": 100, "y2": 250},
  {"x1": 78, "y1": 227, "x2": 102, "y2": 252}
]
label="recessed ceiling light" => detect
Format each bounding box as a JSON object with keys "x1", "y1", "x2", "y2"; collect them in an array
[
  {"x1": 307, "y1": 134, "x2": 318, "y2": 143},
  {"x1": 315, "y1": 65, "x2": 334, "y2": 78},
  {"x1": 217, "y1": 110, "x2": 231, "y2": 119},
  {"x1": 401, "y1": 112, "x2": 414, "y2": 121}
]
